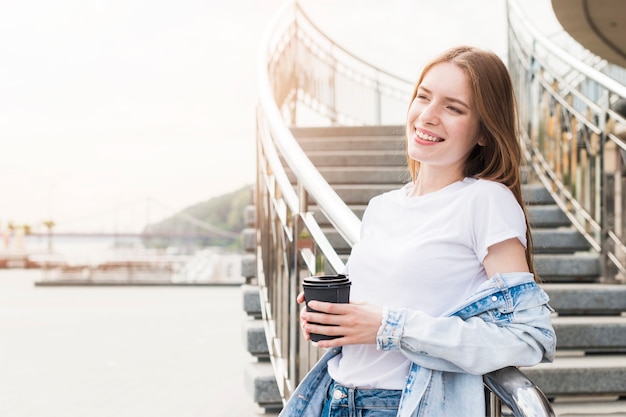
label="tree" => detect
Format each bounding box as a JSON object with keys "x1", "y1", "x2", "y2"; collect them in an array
[{"x1": 42, "y1": 220, "x2": 55, "y2": 252}]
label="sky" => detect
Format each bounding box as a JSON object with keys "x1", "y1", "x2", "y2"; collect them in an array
[{"x1": 0, "y1": 0, "x2": 559, "y2": 234}]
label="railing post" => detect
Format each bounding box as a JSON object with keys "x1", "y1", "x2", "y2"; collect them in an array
[
  {"x1": 488, "y1": 392, "x2": 502, "y2": 417},
  {"x1": 375, "y1": 77, "x2": 382, "y2": 125},
  {"x1": 599, "y1": 90, "x2": 610, "y2": 280},
  {"x1": 329, "y1": 54, "x2": 338, "y2": 125},
  {"x1": 290, "y1": 182, "x2": 309, "y2": 385}
]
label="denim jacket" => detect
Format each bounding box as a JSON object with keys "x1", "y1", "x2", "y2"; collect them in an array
[{"x1": 278, "y1": 272, "x2": 556, "y2": 417}]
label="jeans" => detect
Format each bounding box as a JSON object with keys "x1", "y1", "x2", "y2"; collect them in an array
[{"x1": 321, "y1": 381, "x2": 401, "y2": 417}]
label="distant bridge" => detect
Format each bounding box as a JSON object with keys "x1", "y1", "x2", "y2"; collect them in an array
[
  {"x1": 27, "y1": 231, "x2": 239, "y2": 240},
  {"x1": 19, "y1": 196, "x2": 243, "y2": 241}
]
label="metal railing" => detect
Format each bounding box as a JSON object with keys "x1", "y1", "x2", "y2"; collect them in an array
[
  {"x1": 263, "y1": 2, "x2": 412, "y2": 127},
  {"x1": 507, "y1": 0, "x2": 626, "y2": 282},
  {"x1": 254, "y1": 0, "x2": 573, "y2": 415},
  {"x1": 484, "y1": 367, "x2": 555, "y2": 417},
  {"x1": 255, "y1": 0, "x2": 411, "y2": 400}
]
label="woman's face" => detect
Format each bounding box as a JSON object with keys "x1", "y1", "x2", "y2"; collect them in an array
[{"x1": 406, "y1": 62, "x2": 484, "y2": 176}]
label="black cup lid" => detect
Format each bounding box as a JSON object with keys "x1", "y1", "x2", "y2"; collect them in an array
[{"x1": 303, "y1": 274, "x2": 350, "y2": 286}]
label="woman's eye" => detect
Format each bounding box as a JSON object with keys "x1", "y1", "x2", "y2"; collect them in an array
[{"x1": 447, "y1": 106, "x2": 462, "y2": 114}]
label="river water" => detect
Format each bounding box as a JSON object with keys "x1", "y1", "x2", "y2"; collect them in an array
[{"x1": 0, "y1": 268, "x2": 261, "y2": 417}]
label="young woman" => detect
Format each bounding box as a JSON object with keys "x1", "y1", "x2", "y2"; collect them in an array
[{"x1": 280, "y1": 45, "x2": 556, "y2": 417}]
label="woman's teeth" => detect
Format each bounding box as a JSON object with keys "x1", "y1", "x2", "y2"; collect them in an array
[{"x1": 416, "y1": 129, "x2": 442, "y2": 142}]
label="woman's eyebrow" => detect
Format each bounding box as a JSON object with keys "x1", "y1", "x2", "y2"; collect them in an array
[{"x1": 418, "y1": 85, "x2": 471, "y2": 110}]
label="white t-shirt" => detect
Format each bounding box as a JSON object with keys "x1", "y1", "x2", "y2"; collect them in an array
[{"x1": 327, "y1": 178, "x2": 527, "y2": 389}]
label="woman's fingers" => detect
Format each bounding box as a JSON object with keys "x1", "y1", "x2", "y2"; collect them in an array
[
  {"x1": 305, "y1": 303, "x2": 382, "y2": 341},
  {"x1": 299, "y1": 304, "x2": 311, "y2": 341},
  {"x1": 296, "y1": 291, "x2": 305, "y2": 304},
  {"x1": 297, "y1": 297, "x2": 382, "y2": 346},
  {"x1": 306, "y1": 300, "x2": 344, "y2": 314}
]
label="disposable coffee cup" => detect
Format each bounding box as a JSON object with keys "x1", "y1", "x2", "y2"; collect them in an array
[{"x1": 302, "y1": 274, "x2": 351, "y2": 342}]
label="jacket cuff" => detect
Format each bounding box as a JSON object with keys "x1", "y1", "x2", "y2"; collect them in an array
[{"x1": 377, "y1": 307, "x2": 406, "y2": 351}]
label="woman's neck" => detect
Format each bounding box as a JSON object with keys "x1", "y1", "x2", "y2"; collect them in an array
[{"x1": 408, "y1": 169, "x2": 465, "y2": 197}]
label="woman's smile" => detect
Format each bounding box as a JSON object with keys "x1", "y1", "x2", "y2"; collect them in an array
[{"x1": 414, "y1": 127, "x2": 443, "y2": 143}]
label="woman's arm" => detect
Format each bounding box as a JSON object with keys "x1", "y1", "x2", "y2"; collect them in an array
[
  {"x1": 381, "y1": 297, "x2": 555, "y2": 374},
  {"x1": 378, "y1": 239, "x2": 554, "y2": 374},
  {"x1": 299, "y1": 239, "x2": 554, "y2": 370},
  {"x1": 483, "y1": 237, "x2": 529, "y2": 276},
  {"x1": 300, "y1": 238, "x2": 530, "y2": 347},
  {"x1": 300, "y1": 272, "x2": 555, "y2": 374}
]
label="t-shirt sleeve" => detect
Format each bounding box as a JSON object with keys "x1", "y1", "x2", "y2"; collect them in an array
[{"x1": 472, "y1": 182, "x2": 527, "y2": 263}]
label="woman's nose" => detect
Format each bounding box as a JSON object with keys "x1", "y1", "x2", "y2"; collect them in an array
[{"x1": 419, "y1": 103, "x2": 439, "y2": 125}]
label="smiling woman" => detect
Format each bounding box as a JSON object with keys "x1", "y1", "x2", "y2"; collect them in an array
[{"x1": 286, "y1": 45, "x2": 555, "y2": 417}]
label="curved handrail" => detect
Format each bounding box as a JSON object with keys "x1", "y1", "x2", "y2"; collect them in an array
[
  {"x1": 255, "y1": 109, "x2": 347, "y2": 273},
  {"x1": 508, "y1": 0, "x2": 626, "y2": 99},
  {"x1": 507, "y1": 0, "x2": 626, "y2": 279},
  {"x1": 484, "y1": 367, "x2": 556, "y2": 417},
  {"x1": 256, "y1": 0, "x2": 361, "y2": 248},
  {"x1": 293, "y1": 3, "x2": 410, "y2": 87}
]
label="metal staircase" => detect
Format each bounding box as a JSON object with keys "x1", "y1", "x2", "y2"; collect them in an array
[{"x1": 243, "y1": 0, "x2": 626, "y2": 415}]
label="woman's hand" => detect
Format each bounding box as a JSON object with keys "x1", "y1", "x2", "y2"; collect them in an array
[
  {"x1": 297, "y1": 291, "x2": 383, "y2": 348},
  {"x1": 297, "y1": 292, "x2": 311, "y2": 342}
]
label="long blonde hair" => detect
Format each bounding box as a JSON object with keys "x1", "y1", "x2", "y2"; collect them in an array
[{"x1": 406, "y1": 46, "x2": 535, "y2": 277}]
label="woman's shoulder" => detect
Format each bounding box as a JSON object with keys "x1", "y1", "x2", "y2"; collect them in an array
[
  {"x1": 464, "y1": 178, "x2": 515, "y2": 198},
  {"x1": 460, "y1": 178, "x2": 521, "y2": 213}
]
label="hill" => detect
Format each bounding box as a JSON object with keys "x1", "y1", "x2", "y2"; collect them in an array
[{"x1": 142, "y1": 185, "x2": 253, "y2": 250}]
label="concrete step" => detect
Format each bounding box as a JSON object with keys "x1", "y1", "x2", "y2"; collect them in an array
[
  {"x1": 551, "y1": 398, "x2": 626, "y2": 416},
  {"x1": 242, "y1": 228, "x2": 256, "y2": 252},
  {"x1": 291, "y1": 125, "x2": 404, "y2": 140},
  {"x1": 304, "y1": 149, "x2": 405, "y2": 167},
  {"x1": 243, "y1": 359, "x2": 282, "y2": 410},
  {"x1": 543, "y1": 283, "x2": 626, "y2": 315},
  {"x1": 534, "y1": 253, "x2": 600, "y2": 282},
  {"x1": 522, "y1": 355, "x2": 626, "y2": 398},
  {"x1": 532, "y1": 228, "x2": 591, "y2": 253},
  {"x1": 527, "y1": 205, "x2": 571, "y2": 228},
  {"x1": 308, "y1": 204, "x2": 366, "y2": 225},
  {"x1": 296, "y1": 135, "x2": 404, "y2": 152},
  {"x1": 287, "y1": 166, "x2": 408, "y2": 185},
  {"x1": 322, "y1": 228, "x2": 352, "y2": 254},
  {"x1": 241, "y1": 254, "x2": 256, "y2": 281},
  {"x1": 244, "y1": 319, "x2": 270, "y2": 358},
  {"x1": 553, "y1": 316, "x2": 626, "y2": 352},
  {"x1": 523, "y1": 183, "x2": 555, "y2": 205},
  {"x1": 242, "y1": 284, "x2": 262, "y2": 318}
]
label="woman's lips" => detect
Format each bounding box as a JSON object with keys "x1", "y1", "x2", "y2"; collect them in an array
[{"x1": 415, "y1": 128, "x2": 443, "y2": 143}]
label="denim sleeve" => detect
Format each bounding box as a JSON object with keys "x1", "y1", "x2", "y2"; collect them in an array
[
  {"x1": 376, "y1": 297, "x2": 556, "y2": 375},
  {"x1": 376, "y1": 306, "x2": 406, "y2": 350}
]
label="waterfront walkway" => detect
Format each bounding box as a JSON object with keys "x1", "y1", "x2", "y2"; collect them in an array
[{"x1": 0, "y1": 269, "x2": 262, "y2": 417}]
